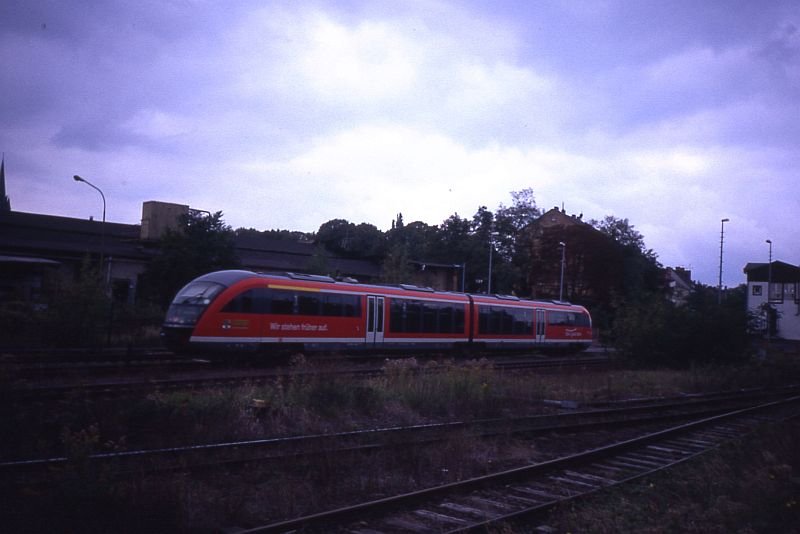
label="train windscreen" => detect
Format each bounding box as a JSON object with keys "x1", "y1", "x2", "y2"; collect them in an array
[{"x1": 164, "y1": 281, "x2": 226, "y2": 326}]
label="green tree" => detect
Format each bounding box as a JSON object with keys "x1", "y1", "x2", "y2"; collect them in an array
[
  {"x1": 591, "y1": 216, "x2": 648, "y2": 254},
  {"x1": 437, "y1": 213, "x2": 484, "y2": 291},
  {"x1": 142, "y1": 211, "x2": 240, "y2": 307},
  {"x1": 612, "y1": 284, "x2": 750, "y2": 367},
  {"x1": 44, "y1": 258, "x2": 110, "y2": 347},
  {"x1": 494, "y1": 188, "x2": 542, "y2": 294},
  {"x1": 380, "y1": 243, "x2": 413, "y2": 284},
  {"x1": 316, "y1": 219, "x2": 386, "y2": 259},
  {"x1": 494, "y1": 187, "x2": 541, "y2": 261},
  {"x1": 235, "y1": 227, "x2": 311, "y2": 242}
]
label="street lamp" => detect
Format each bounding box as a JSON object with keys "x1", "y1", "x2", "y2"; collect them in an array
[
  {"x1": 73, "y1": 175, "x2": 106, "y2": 268},
  {"x1": 487, "y1": 232, "x2": 499, "y2": 294},
  {"x1": 766, "y1": 239, "x2": 773, "y2": 296},
  {"x1": 718, "y1": 218, "x2": 729, "y2": 304},
  {"x1": 74, "y1": 175, "x2": 112, "y2": 348},
  {"x1": 558, "y1": 241, "x2": 566, "y2": 301},
  {"x1": 766, "y1": 239, "x2": 773, "y2": 341}
]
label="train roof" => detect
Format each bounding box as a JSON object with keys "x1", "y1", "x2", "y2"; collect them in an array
[{"x1": 190, "y1": 270, "x2": 588, "y2": 311}]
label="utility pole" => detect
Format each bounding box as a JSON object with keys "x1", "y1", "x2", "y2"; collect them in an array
[{"x1": 718, "y1": 218, "x2": 729, "y2": 304}]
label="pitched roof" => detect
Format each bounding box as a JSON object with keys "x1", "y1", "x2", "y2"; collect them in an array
[{"x1": 743, "y1": 261, "x2": 800, "y2": 282}]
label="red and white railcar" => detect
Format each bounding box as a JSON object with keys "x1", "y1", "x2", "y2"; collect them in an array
[{"x1": 161, "y1": 270, "x2": 592, "y2": 354}]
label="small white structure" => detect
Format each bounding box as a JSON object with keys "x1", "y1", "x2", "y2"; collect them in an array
[{"x1": 744, "y1": 261, "x2": 800, "y2": 341}]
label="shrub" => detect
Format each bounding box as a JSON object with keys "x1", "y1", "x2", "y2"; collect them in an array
[{"x1": 611, "y1": 287, "x2": 751, "y2": 368}]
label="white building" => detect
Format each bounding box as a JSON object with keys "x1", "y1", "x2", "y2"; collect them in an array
[{"x1": 744, "y1": 261, "x2": 800, "y2": 341}]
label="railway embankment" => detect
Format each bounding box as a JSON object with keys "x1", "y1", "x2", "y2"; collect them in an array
[{"x1": 1, "y1": 355, "x2": 799, "y2": 532}]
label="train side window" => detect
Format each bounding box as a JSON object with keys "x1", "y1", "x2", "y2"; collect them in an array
[
  {"x1": 221, "y1": 289, "x2": 256, "y2": 314},
  {"x1": 500, "y1": 309, "x2": 517, "y2": 334},
  {"x1": 548, "y1": 311, "x2": 567, "y2": 325},
  {"x1": 390, "y1": 298, "x2": 460, "y2": 333},
  {"x1": 270, "y1": 289, "x2": 295, "y2": 315},
  {"x1": 487, "y1": 307, "x2": 507, "y2": 334},
  {"x1": 548, "y1": 311, "x2": 589, "y2": 326},
  {"x1": 438, "y1": 304, "x2": 454, "y2": 333},
  {"x1": 512, "y1": 309, "x2": 533, "y2": 334},
  {"x1": 478, "y1": 306, "x2": 490, "y2": 334},
  {"x1": 389, "y1": 299, "x2": 405, "y2": 332},
  {"x1": 322, "y1": 293, "x2": 343, "y2": 316},
  {"x1": 422, "y1": 302, "x2": 437, "y2": 333},
  {"x1": 298, "y1": 293, "x2": 321, "y2": 316},
  {"x1": 344, "y1": 294, "x2": 361, "y2": 317},
  {"x1": 405, "y1": 300, "x2": 422, "y2": 333},
  {"x1": 454, "y1": 307, "x2": 465, "y2": 332},
  {"x1": 222, "y1": 288, "x2": 271, "y2": 314}
]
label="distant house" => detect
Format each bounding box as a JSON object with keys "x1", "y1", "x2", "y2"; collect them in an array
[
  {"x1": 523, "y1": 206, "x2": 595, "y2": 299},
  {"x1": 743, "y1": 261, "x2": 800, "y2": 341},
  {"x1": 665, "y1": 267, "x2": 693, "y2": 306},
  {"x1": 407, "y1": 261, "x2": 463, "y2": 292},
  {"x1": 234, "y1": 231, "x2": 380, "y2": 281}
]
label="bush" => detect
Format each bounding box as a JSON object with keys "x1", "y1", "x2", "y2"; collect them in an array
[
  {"x1": 0, "y1": 301, "x2": 41, "y2": 348},
  {"x1": 612, "y1": 287, "x2": 751, "y2": 367}
]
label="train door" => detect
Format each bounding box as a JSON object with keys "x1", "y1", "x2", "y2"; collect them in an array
[
  {"x1": 366, "y1": 295, "x2": 385, "y2": 346},
  {"x1": 535, "y1": 309, "x2": 546, "y2": 343}
]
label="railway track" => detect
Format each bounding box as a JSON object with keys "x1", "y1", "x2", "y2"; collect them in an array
[
  {"x1": 3, "y1": 353, "x2": 609, "y2": 402},
  {"x1": 4, "y1": 386, "x2": 795, "y2": 479},
  {"x1": 233, "y1": 393, "x2": 800, "y2": 533}
]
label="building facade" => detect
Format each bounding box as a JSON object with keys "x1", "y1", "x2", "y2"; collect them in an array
[{"x1": 744, "y1": 261, "x2": 800, "y2": 341}]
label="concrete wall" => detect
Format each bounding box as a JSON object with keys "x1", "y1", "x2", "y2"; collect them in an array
[{"x1": 140, "y1": 201, "x2": 189, "y2": 241}]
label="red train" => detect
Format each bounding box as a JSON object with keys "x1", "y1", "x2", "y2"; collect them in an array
[{"x1": 161, "y1": 270, "x2": 593, "y2": 354}]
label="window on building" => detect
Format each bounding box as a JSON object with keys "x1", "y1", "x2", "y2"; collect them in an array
[
  {"x1": 752, "y1": 285, "x2": 763, "y2": 296},
  {"x1": 784, "y1": 283, "x2": 797, "y2": 302},
  {"x1": 769, "y1": 283, "x2": 783, "y2": 302}
]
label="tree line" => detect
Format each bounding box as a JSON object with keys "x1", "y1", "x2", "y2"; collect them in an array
[{"x1": 225, "y1": 188, "x2": 663, "y2": 301}]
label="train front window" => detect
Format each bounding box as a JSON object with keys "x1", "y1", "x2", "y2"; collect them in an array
[
  {"x1": 172, "y1": 282, "x2": 225, "y2": 306},
  {"x1": 165, "y1": 281, "x2": 225, "y2": 325}
]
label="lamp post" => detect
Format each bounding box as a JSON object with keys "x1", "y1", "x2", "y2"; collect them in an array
[
  {"x1": 766, "y1": 239, "x2": 773, "y2": 294},
  {"x1": 718, "y1": 218, "x2": 729, "y2": 304},
  {"x1": 487, "y1": 232, "x2": 498, "y2": 294},
  {"x1": 766, "y1": 239, "x2": 772, "y2": 341},
  {"x1": 73, "y1": 175, "x2": 106, "y2": 268},
  {"x1": 767, "y1": 239, "x2": 772, "y2": 292},
  {"x1": 558, "y1": 241, "x2": 566, "y2": 301},
  {"x1": 73, "y1": 174, "x2": 112, "y2": 348}
]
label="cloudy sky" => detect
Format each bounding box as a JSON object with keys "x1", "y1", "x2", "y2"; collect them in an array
[{"x1": 2, "y1": 0, "x2": 798, "y2": 286}]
